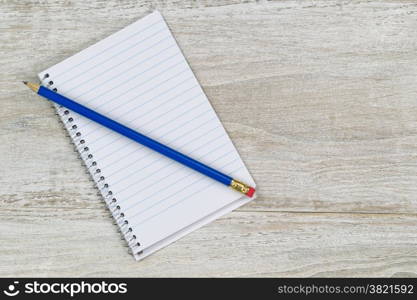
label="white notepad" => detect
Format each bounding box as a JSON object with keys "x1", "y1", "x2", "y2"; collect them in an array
[{"x1": 38, "y1": 11, "x2": 256, "y2": 260}]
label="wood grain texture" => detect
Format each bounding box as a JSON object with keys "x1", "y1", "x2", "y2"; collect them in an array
[{"x1": 1, "y1": 0, "x2": 417, "y2": 277}]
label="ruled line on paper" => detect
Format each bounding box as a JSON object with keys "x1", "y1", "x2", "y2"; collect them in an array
[
  {"x1": 64, "y1": 32, "x2": 171, "y2": 90},
  {"x1": 99, "y1": 112, "x2": 219, "y2": 180},
  {"x1": 80, "y1": 81, "x2": 199, "y2": 141},
  {"x1": 51, "y1": 17, "x2": 164, "y2": 80},
  {"x1": 74, "y1": 49, "x2": 181, "y2": 101},
  {"x1": 124, "y1": 149, "x2": 237, "y2": 214},
  {"x1": 130, "y1": 159, "x2": 242, "y2": 225},
  {"x1": 112, "y1": 133, "x2": 228, "y2": 198},
  {"x1": 134, "y1": 165, "x2": 244, "y2": 228},
  {"x1": 83, "y1": 90, "x2": 202, "y2": 147},
  {"x1": 77, "y1": 77, "x2": 197, "y2": 134},
  {"x1": 106, "y1": 136, "x2": 226, "y2": 199},
  {"x1": 89, "y1": 104, "x2": 214, "y2": 156},
  {"x1": 89, "y1": 105, "x2": 212, "y2": 179},
  {"x1": 88, "y1": 64, "x2": 188, "y2": 111},
  {"x1": 103, "y1": 122, "x2": 222, "y2": 179}
]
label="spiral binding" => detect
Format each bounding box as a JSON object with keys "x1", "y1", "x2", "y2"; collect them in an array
[{"x1": 40, "y1": 73, "x2": 143, "y2": 257}]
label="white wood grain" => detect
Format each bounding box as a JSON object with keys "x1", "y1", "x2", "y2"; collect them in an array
[
  {"x1": 1, "y1": 0, "x2": 417, "y2": 277},
  {"x1": 1, "y1": 209, "x2": 416, "y2": 277}
]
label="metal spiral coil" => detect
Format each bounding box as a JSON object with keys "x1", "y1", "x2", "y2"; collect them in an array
[{"x1": 41, "y1": 73, "x2": 142, "y2": 256}]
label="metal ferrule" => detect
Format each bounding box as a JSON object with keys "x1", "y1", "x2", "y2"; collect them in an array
[{"x1": 230, "y1": 179, "x2": 250, "y2": 195}]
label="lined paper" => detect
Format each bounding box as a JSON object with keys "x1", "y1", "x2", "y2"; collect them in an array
[{"x1": 38, "y1": 11, "x2": 255, "y2": 260}]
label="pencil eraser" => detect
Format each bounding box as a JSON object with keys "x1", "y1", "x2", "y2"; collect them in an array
[{"x1": 246, "y1": 187, "x2": 255, "y2": 198}]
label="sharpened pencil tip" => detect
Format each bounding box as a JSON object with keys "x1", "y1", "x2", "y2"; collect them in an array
[{"x1": 23, "y1": 82, "x2": 40, "y2": 93}]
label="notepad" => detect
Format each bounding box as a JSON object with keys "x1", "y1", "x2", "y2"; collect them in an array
[{"x1": 38, "y1": 11, "x2": 256, "y2": 260}]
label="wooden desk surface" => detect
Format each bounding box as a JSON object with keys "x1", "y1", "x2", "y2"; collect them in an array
[{"x1": 1, "y1": 0, "x2": 417, "y2": 277}]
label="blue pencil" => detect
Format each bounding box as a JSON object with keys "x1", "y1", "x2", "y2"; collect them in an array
[{"x1": 24, "y1": 82, "x2": 255, "y2": 197}]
